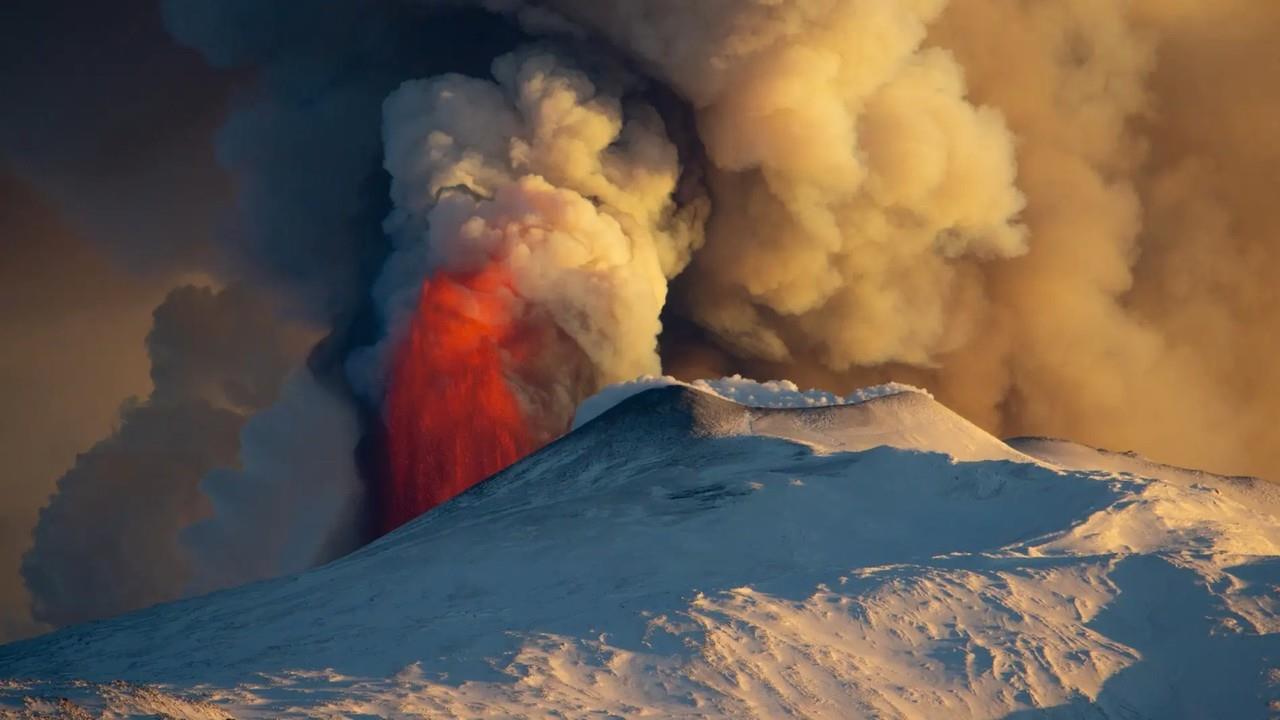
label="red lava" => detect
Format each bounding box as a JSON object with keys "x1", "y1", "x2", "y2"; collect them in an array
[{"x1": 383, "y1": 264, "x2": 533, "y2": 532}]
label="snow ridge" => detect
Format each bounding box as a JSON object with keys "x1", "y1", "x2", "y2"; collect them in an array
[{"x1": 3, "y1": 384, "x2": 1280, "y2": 718}]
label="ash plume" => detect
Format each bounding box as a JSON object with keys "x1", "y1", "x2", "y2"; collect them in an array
[
  {"x1": 354, "y1": 46, "x2": 709, "y2": 434},
  {"x1": 21, "y1": 285, "x2": 310, "y2": 627},
  {"x1": 12, "y1": 0, "x2": 1280, "y2": 635},
  {"x1": 535, "y1": 0, "x2": 1027, "y2": 368},
  {"x1": 514, "y1": 0, "x2": 1280, "y2": 480},
  {"x1": 19, "y1": 0, "x2": 533, "y2": 628}
]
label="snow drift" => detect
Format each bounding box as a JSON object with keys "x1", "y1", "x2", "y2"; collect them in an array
[{"x1": 2, "y1": 384, "x2": 1279, "y2": 718}]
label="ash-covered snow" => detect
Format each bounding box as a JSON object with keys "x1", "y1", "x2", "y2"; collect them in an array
[{"x1": 3, "y1": 381, "x2": 1280, "y2": 719}]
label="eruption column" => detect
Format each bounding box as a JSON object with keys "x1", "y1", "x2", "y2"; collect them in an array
[{"x1": 383, "y1": 263, "x2": 533, "y2": 531}]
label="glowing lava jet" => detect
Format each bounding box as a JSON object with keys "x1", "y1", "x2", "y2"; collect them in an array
[{"x1": 383, "y1": 264, "x2": 534, "y2": 532}]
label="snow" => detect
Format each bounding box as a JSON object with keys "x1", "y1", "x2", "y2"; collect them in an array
[
  {"x1": 3, "y1": 382, "x2": 1280, "y2": 718},
  {"x1": 570, "y1": 374, "x2": 926, "y2": 428}
]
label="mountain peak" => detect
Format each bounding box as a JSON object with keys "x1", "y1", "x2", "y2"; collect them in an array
[{"x1": 3, "y1": 382, "x2": 1279, "y2": 718}]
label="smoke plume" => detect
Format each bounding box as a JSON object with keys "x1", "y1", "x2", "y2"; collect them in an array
[
  {"x1": 11, "y1": 0, "x2": 1280, "y2": 635},
  {"x1": 0, "y1": 167, "x2": 161, "y2": 640},
  {"x1": 0, "y1": 0, "x2": 238, "y2": 640},
  {"x1": 22, "y1": 285, "x2": 311, "y2": 627},
  {"x1": 17, "y1": 0, "x2": 531, "y2": 628},
  {"x1": 181, "y1": 368, "x2": 363, "y2": 596},
  {"x1": 536, "y1": 0, "x2": 1027, "y2": 368},
  {"x1": 507, "y1": 0, "x2": 1280, "y2": 480},
  {"x1": 348, "y1": 47, "x2": 708, "y2": 525},
  {"x1": 361, "y1": 47, "x2": 706, "y2": 416}
]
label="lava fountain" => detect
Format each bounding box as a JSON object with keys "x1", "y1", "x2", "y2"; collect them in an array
[{"x1": 383, "y1": 263, "x2": 534, "y2": 532}]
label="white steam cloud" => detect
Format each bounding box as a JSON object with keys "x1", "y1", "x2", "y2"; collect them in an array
[{"x1": 354, "y1": 47, "x2": 708, "y2": 429}]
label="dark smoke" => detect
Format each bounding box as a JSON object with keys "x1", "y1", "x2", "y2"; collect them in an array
[
  {"x1": 13, "y1": 1, "x2": 535, "y2": 632},
  {"x1": 21, "y1": 285, "x2": 306, "y2": 627},
  {"x1": 9, "y1": 0, "x2": 1278, "y2": 642}
]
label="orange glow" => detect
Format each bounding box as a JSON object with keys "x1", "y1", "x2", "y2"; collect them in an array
[{"x1": 383, "y1": 264, "x2": 533, "y2": 532}]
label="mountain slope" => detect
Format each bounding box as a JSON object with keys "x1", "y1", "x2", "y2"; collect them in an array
[{"x1": 3, "y1": 385, "x2": 1279, "y2": 718}]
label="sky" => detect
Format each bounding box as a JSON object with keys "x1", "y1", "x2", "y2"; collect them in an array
[{"x1": 0, "y1": 0, "x2": 236, "y2": 639}]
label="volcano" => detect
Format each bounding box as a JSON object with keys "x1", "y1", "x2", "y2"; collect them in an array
[{"x1": 3, "y1": 382, "x2": 1279, "y2": 718}]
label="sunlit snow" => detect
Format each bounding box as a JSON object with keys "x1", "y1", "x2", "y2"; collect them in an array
[{"x1": 3, "y1": 381, "x2": 1279, "y2": 718}]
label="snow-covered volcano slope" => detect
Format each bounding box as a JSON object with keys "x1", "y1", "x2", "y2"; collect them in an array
[{"x1": 4, "y1": 385, "x2": 1280, "y2": 718}]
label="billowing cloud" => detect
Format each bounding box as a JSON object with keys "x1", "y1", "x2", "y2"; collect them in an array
[
  {"x1": 0, "y1": 168, "x2": 159, "y2": 640},
  {"x1": 355, "y1": 47, "x2": 707, "y2": 432},
  {"x1": 514, "y1": 0, "x2": 1280, "y2": 480},
  {"x1": 21, "y1": 285, "x2": 311, "y2": 627}
]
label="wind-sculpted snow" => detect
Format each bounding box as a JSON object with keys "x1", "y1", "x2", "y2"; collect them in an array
[{"x1": 3, "y1": 386, "x2": 1280, "y2": 718}]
